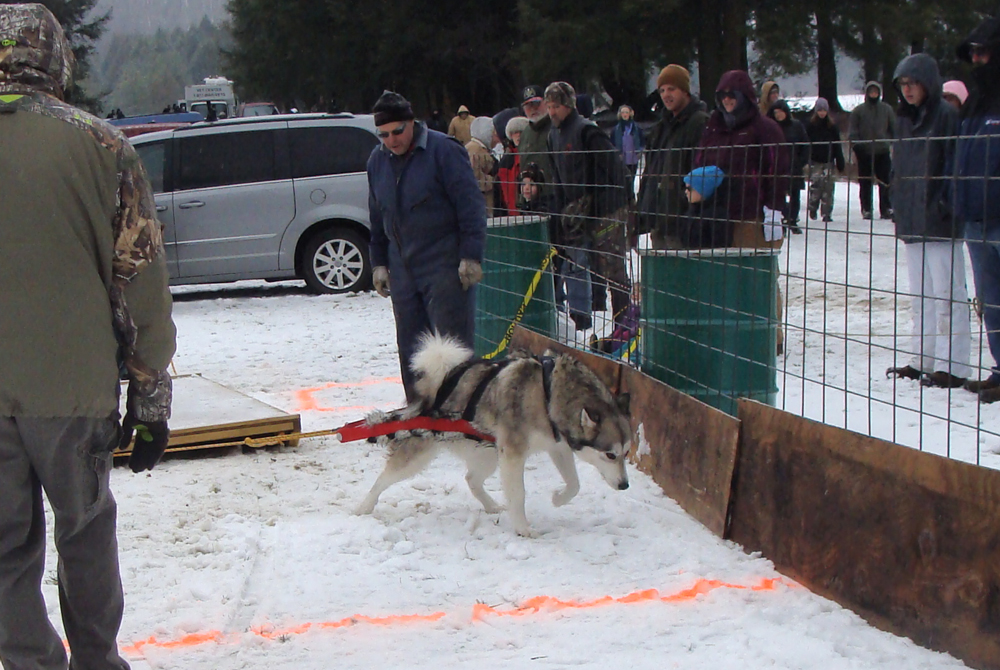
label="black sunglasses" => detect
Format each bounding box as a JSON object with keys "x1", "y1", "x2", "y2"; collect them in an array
[
  {"x1": 377, "y1": 123, "x2": 408, "y2": 139},
  {"x1": 718, "y1": 91, "x2": 738, "y2": 100}
]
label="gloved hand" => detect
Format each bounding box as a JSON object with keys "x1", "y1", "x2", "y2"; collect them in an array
[
  {"x1": 761, "y1": 206, "x2": 784, "y2": 242},
  {"x1": 458, "y1": 259, "x2": 483, "y2": 290},
  {"x1": 120, "y1": 413, "x2": 169, "y2": 473},
  {"x1": 119, "y1": 369, "x2": 172, "y2": 473},
  {"x1": 372, "y1": 266, "x2": 390, "y2": 297},
  {"x1": 762, "y1": 206, "x2": 782, "y2": 225}
]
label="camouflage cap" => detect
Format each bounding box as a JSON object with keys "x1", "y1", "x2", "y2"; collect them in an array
[{"x1": 0, "y1": 3, "x2": 74, "y2": 99}]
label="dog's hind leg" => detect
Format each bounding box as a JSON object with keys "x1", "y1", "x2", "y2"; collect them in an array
[
  {"x1": 458, "y1": 445, "x2": 503, "y2": 514},
  {"x1": 547, "y1": 444, "x2": 580, "y2": 507},
  {"x1": 354, "y1": 436, "x2": 441, "y2": 515},
  {"x1": 497, "y1": 444, "x2": 535, "y2": 537}
]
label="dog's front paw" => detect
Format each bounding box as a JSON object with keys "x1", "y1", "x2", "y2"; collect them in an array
[
  {"x1": 514, "y1": 525, "x2": 539, "y2": 538},
  {"x1": 353, "y1": 499, "x2": 377, "y2": 515},
  {"x1": 552, "y1": 487, "x2": 578, "y2": 507}
]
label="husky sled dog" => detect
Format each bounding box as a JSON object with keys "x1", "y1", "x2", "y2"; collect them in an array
[{"x1": 355, "y1": 333, "x2": 632, "y2": 536}]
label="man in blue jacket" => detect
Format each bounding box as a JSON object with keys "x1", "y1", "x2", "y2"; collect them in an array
[
  {"x1": 955, "y1": 16, "x2": 1000, "y2": 402},
  {"x1": 367, "y1": 91, "x2": 487, "y2": 401}
]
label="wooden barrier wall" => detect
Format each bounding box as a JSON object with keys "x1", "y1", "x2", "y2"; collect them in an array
[
  {"x1": 732, "y1": 400, "x2": 1000, "y2": 669},
  {"x1": 509, "y1": 326, "x2": 1000, "y2": 669}
]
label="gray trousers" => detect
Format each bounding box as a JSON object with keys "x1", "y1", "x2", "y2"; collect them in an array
[{"x1": 0, "y1": 416, "x2": 129, "y2": 670}]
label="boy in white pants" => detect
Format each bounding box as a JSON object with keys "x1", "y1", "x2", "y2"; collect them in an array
[{"x1": 886, "y1": 53, "x2": 972, "y2": 387}]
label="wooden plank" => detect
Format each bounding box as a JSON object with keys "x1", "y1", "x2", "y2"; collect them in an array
[
  {"x1": 510, "y1": 326, "x2": 740, "y2": 537},
  {"x1": 731, "y1": 399, "x2": 1000, "y2": 670},
  {"x1": 115, "y1": 375, "x2": 302, "y2": 456},
  {"x1": 620, "y1": 366, "x2": 740, "y2": 537}
]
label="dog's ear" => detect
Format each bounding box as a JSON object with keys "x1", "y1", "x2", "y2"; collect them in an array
[
  {"x1": 581, "y1": 408, "x2": 600, "y2": 437},
  {"x1": 616, "y1": 393, "x2": 631, "y2": 416}
]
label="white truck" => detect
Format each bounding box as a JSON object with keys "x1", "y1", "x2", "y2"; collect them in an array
[{"x1": 183, "y1": 77, "x2": 236, "y2": 120}]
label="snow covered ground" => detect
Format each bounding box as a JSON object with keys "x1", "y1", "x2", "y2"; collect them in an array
[{"x1": 36, "y1": 186, "x2": 981, "y2": 668}]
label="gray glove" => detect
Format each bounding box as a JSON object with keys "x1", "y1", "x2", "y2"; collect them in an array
[
  {"x1": 372, "y1": 266, "x2": 390, "y2": 297},
  {"x1": 458, "y1": 259, "x2": 483, "y2": 290}
]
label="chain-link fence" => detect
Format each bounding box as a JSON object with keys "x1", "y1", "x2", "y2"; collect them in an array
[{"x1": 477, "y1": 136, "x2": 1000, "y2": 469}]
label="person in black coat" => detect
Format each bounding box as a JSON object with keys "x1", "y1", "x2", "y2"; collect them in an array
[
  {"x1": 675, "y1": 166, "x2": 732, "y2": 248},
  {"x1": 768, "y1": 99, "x2": 808, "y2": 232},
  {"x1": 804, "y1": 98, "x2": 845, "y2": 223}
]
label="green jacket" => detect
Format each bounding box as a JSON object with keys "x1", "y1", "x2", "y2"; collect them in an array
[
  {"x1": 0, "y1": 92, "x2": 176, "y2": 417},
  {"x1": 518, "y1": 114, "x2": 554, "y2": 184},
  {"x1": 636, "y1": 98, "x2": 709, "y2": 244},
  {"x1": 849, "y1": 82, "x2": 896, "y2": 155}
]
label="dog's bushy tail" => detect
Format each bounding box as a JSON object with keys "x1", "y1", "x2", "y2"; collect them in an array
[{"x1": 411, "y1": 332, "x2": 474, "y2": 402}]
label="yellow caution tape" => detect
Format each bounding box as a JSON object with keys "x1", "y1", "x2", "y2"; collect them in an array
[{"x1": 483, "y1": 246, "x2": 559, "y2": 360}]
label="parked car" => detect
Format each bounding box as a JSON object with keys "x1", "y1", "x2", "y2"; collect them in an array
[{"x1": 130, "y1": 113, "x2": 378, "y2": 293}]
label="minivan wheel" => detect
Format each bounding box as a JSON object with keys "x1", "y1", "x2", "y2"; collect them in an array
[{"x1": 302, "y1": 228, "x2": 371, "y2": 294}]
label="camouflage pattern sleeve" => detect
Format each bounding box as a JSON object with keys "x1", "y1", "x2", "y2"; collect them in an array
[
  {"x1": 109, "y1": 135, "x2": 172, "y2": 412},
  {"x1": 111, "y1": 136, "x2": 163, "y2": 282}
]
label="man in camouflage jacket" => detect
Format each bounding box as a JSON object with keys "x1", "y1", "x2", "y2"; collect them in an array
[{"x1": 0, "y1": 5, "x2": 176, "y2": 669}]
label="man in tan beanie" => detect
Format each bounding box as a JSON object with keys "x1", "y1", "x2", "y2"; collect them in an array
[{"x1": 636, "y1": 64, "x2": 710, "y2": 248}]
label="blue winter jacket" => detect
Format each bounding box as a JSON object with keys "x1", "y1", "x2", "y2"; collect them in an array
[
  {"x1": 367, "y1": 122, "x2": 487, "y2": 271},
  {"x1": 954, "y1": 111, "x2": 1000, "y2": 230}
]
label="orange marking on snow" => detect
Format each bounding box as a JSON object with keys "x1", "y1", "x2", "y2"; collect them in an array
[
  {"x1": 119, "y1": 578, "x2": 789, "y2": 658},
  {"x1": 254, "y1": 611, "x2": 448, "y2": 640},
  {"x1": 292, "y1": 377, "x2": 402, "y2": 412},
  {"x1": 121, "y1": 630, "x2": 225, "y2": 655},
  {"x1": 470, "y1": 579, "x2": 782, "y2": 620}
]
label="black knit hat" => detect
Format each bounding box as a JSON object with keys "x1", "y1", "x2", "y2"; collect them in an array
[
  {"x1": 519, "y1": 162, "x2": 546, "y2": 183},
  {"x1": 372, "y1": 90, "x2": 415, "y2": 126}
]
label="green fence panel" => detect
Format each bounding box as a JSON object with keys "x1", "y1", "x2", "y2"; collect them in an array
[
  {"x1": 475, "y1": 215, "x2": 556, "y2": 358},
  {"x1": 639, "y1": 249, "x2": 778, "y2": 416}
]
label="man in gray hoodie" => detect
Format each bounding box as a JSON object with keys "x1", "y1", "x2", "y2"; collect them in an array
[
  {"x1": 885, "y1": 53, "x2": 971, "y2": 389},
  {"x1": 849, "y1": 81, "x2": 896, "y2": 219}
]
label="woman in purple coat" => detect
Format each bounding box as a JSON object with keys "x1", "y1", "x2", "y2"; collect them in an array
[{"x1": 696, "y1": 70, "x2": 790, "y2": 248}]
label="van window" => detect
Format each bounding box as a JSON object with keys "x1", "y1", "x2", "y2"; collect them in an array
[
  {"x1": 178, "y1": 130, "x2": 276, "y2": 190},
  {"x1": 288, "y1": 126, "x2": 378, "y2": 179},
  {"x1": 135, "y1": 141, "x2": 166, "y2": 193}
]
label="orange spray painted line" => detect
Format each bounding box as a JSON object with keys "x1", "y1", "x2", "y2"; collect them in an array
[
  {"x1": 293, "y1": 377, "x2": 401, "y2": 412},
  {"x1": 254, "y1": 611, "x2": 448, "y2": 640},
  {"x1": 471, "y1": 578, "x2": 785, "y2": 620},
  {"x1": 118, "y1": 578, "x2": 790, "y2": 657}
]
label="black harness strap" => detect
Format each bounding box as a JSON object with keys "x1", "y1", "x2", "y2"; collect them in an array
[
  {"x1": 429, "y1": 358, "x2": 513, "y2": 426},
  {"x1": 425, "y1": 354, "x2": 589, "y2": 447},
  {"x1": 461, "y1": 362, "x2": 508, "y2": 422},
  {"x1": 539, "y1": 356, "x2": 562, "y2": 442},
  {"x1": 428, "y1": 359, "x2": 482, "y2": 415}
]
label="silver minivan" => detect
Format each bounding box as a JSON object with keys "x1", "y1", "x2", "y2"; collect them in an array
[{"x1": 131, "y1": 112, "x2": 378, "y2": 293}]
